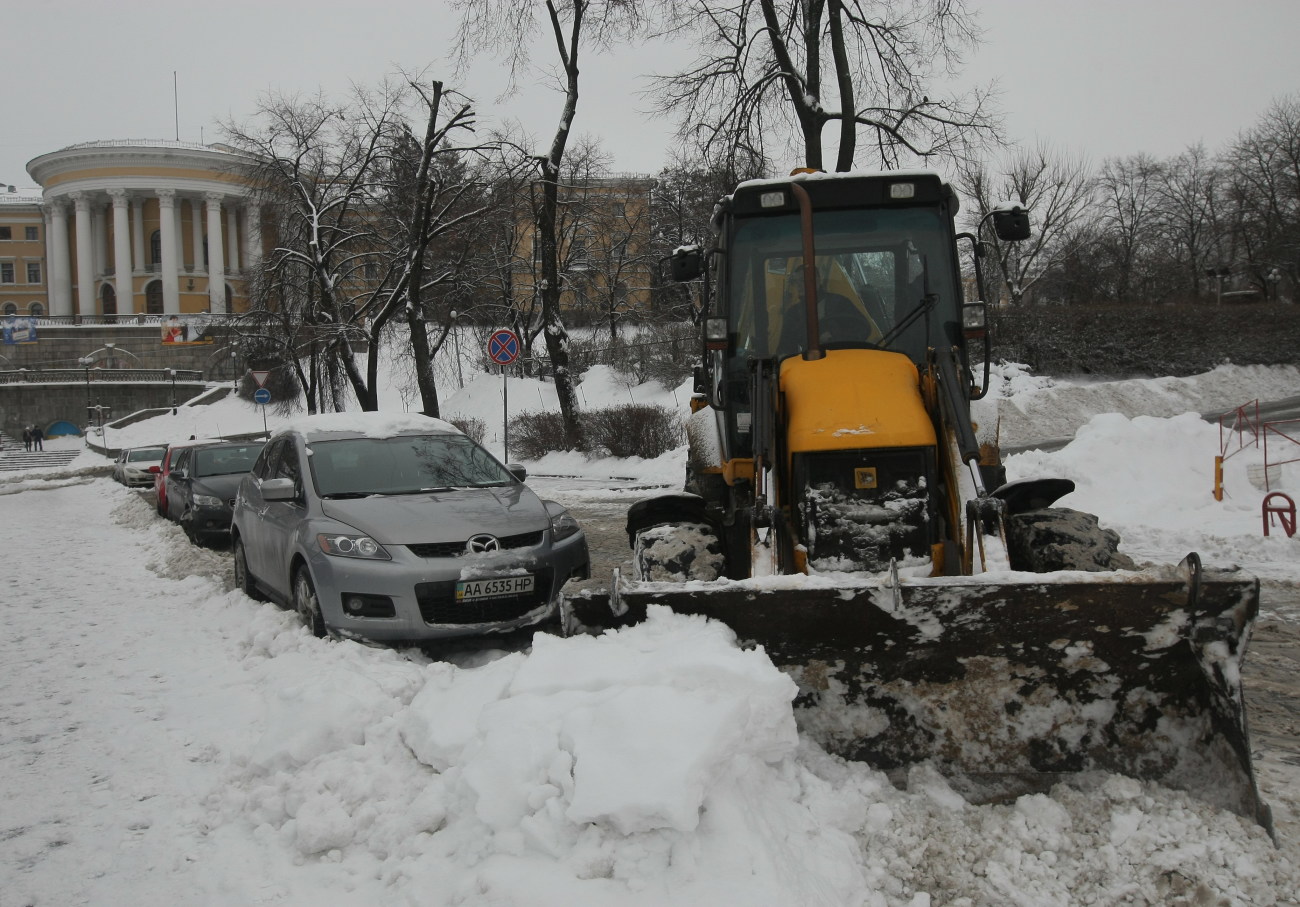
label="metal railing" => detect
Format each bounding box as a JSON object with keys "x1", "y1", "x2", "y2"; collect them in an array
[{"x1": 0, "y1": 368, "x2": 204, "y2": 384}]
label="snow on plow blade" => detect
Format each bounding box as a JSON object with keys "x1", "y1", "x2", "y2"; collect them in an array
[{"x1": 565, "y1": 556, "x2": 1272, "y2": 833}]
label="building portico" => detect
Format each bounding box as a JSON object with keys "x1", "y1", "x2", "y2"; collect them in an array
[{"x1": 22, "y1": 140, "x2": 263, "y2": 320}]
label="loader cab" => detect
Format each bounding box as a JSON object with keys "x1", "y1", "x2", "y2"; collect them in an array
[{"x1": 705, "y1": 172, "x2": 967, "y2": 458}]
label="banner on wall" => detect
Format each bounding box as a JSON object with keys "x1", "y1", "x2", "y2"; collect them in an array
[
  {"x1": 160, "y1": 314, "x2": 214, "y2": 345},
  {"x1": 1, "y1": 315, "x2": 37, "y2": 345}
]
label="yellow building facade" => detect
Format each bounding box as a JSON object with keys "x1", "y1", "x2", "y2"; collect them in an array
[{"x1": 1, "y1": 140, "x2": 263, "y2": 321}]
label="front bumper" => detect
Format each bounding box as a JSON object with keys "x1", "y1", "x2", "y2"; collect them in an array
[
  {"x1": 303, "y1": 530, "x2": 591, "y2": 642},
  {"x1": 188, "y1": 504, "x2": 234, "y2": 539}
]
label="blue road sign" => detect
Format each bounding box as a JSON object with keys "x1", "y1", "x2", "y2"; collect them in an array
[
  {"x1": 487, "y1": 329, "x2": 521, "y2": 365},
  {"x1": 253, "y1": 388, "x2": 272, "y2": 405}
]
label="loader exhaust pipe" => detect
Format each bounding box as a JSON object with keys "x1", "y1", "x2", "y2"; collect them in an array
[{"x1": 789, "y1": 182, "x2": 825, "y2": 361}]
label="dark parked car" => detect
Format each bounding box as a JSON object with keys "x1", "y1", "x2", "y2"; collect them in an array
[
  {"x1": 231, "y1": 412, "x2": 590, "y2": 642},
  {"x1": 166, "y1": 440, "x2": 265, "y2": 545}
]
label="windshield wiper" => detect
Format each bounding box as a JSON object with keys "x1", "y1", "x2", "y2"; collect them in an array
[
  {"x1": 384, "y1": 487, "x2": 454, "y2": 495},
  {"x1": 321, "y1": 491, "x2": 374, "y2": 499}
]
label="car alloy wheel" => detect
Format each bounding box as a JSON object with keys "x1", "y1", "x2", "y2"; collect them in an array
[{"x1": 294, "y1": 567, "x2": 328, "y2": 639}]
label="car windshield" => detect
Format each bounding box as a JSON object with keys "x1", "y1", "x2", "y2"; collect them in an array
[
  {"x1": 309, "y1": 434, "x2": 516, "y2": 497},
  {"x1": 128, "y1": 447, "x2": 166, "y2": 462},
  {"x1": 193, "y1": 444, "x2": 263, "y2": 477}
]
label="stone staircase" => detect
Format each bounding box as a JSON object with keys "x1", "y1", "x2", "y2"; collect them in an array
[{"x1": 0, "y1": 431, "x2": 81, "y2": 471}]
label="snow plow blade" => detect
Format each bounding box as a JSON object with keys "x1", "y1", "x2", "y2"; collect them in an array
[{"x1": 564, "y1": 556, "x2": 1272, "y2": 833}]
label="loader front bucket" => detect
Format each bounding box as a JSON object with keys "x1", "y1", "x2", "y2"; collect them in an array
[{"x1": 564, "y1": 556, "x2": 1272, "y2": 833}]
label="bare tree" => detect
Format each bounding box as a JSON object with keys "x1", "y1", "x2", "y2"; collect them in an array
[
  {"x1": 226, "y1": 78, "x2": 506, "y2": 413},
  {"x1": 958, "y1": 143, "x2": 1094, "y2": 305},
  {"x1": 1153, "y1": 143, "x2": 1223, "y2": 301},
  {"x1": 1096, "y1": 153, "x2": 1164, "y2": 303},
  {"x1": 453, "y1": 0, "x2": 650, "y2": 447},
  {"x1": 652, "y1": 0, "x2": 998, "y2": 174}
]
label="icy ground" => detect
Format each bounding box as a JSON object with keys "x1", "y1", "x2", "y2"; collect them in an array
[{"x1": 3, "y1": 361, "x2": 1299, "y2": 906}]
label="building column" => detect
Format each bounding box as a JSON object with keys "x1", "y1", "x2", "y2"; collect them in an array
[
  {"x1": 108, "y1": 189, "x2": 134, "y2": 315},
  {"x1": 45, "y1": 200, "x2": 73, "y2": 317},
  {"x1": 205, "y1": 193, "x2": 226, "y2": 313},
  {"x1": 70, "y1": 192, "x2": 95, "y2": 318},
  {"x1": 189, "y1": 199, "x2": 203, "y2": 273},
  {"x1": 92, "y1": 203, "x2": 107, "y2": 279},
  {"x1": 226, "y1": 205, "x2": 240, "y2": 272},
  {"x1": 131, "y1": 198, "x2": 145, "y2": 272},
  {"x1": 157, "y1": 189, "x2": 180, "y2": 314},
  {"x1": 243, "y1": 203, "x2": 262, "y2": 271}
]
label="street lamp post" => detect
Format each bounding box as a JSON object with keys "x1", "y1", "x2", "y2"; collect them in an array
[
  {"x1": 79, "y1": 356, "x2": 92, "y2": 434},
  {"x1": 168, "y1": 368, "x2": 177, "y2": 415}
]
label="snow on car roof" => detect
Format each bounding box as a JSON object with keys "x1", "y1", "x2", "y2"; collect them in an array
[{"x1": 276, "y1": 411, "x2": 462, "y2": 441}]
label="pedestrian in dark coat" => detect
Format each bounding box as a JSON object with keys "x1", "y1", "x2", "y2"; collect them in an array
[
  {"x1": 22, "y1": 426, "x2": 32, "y2": 451},
  {"x1": 31, "y1": 426, "x2": 43, "y2": 451}
]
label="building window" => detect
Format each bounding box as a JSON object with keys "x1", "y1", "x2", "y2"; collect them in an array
[
  {"x1": 0, "y1": 262, "x2": 14, "y2": 283},
  {"x1": 26, "y1": 262, "x2": 41, "y2": 283},
  {"x1": 101, "y1": 284, "x2": 117, "y2": 317},
  {"x1": 25, "y1": 226, "x2": 38, "y2": 241},
  {"x1": 0, "y1": 226, "x2": 11, "y2": 240},
  {"x1": 2, "y1": 302, "x2": 16, "y2": 315},
  {"x1": 150, "y1": 230, "x2": 161, "y2": 266},
  {"x1": 29, "y1": 302, "x2": 44, "y2": 316},
  {"x1": 363, "y1": 261, "x2": 379, "y2": 280},
  {"x1": 145, "y1": 281, "x2": 163, "y2": 314}
]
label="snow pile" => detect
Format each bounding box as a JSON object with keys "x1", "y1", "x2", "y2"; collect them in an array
[
  {"x1": 1007, "y1": 410, "x2": 1300, "y2": 578},
  {"x1": 982, "y1": 362, "x2": 1300, "y2": 448}
]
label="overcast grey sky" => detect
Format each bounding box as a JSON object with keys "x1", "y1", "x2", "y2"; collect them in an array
[{"x1": 4, "y1": 0, "x2": 1299, "y2": 191}]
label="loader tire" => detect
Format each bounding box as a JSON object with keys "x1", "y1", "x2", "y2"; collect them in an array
[
  {"x1": 1005, "y1": 507, "x2": 1136, "y2": 573},
  {"x1": 633, "y1": 522, "x2": 725, "y2": 583}
]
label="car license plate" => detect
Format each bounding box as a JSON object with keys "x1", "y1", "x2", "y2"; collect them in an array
[{"x1": 455, "y1": 575, "x2": 534, "y2": 601}]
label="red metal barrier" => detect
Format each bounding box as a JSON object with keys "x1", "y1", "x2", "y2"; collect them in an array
[{"x1": 1262, "y1": 492, "x2": 1297, "y2": 538}]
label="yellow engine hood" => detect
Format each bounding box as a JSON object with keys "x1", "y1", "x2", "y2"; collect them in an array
[{"x1": 779, "y1": 349, "x2": 936, "y2": 454}]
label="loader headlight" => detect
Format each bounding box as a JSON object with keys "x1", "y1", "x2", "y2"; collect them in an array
[{"x1": 760, "y1": 191, "x2": 786, "y2": 208}]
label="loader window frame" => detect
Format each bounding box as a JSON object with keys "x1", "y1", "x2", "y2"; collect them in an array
[{"x1": 726, "y1": 206, "x2": 961, "y2": 365}]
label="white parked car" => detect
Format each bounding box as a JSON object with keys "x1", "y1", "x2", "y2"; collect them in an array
[{"x1": 112, "y1": 446, "x2": 167, "y2": 487}]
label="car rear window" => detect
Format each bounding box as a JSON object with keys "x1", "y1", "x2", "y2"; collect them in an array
[
  {"x1": 310, "y1": 434, "x2": 515, "y2": 497},
  {"x1": 128, "y1": 447, "x2": 166, "y2": 462},
  {"x1": 194, "y1": 444, "x2": 264, "y2": 477}
]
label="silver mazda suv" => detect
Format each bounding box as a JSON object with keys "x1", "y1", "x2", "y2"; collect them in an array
[{"x1": 231, "y1": 412, "x2": 590, "y2": 642}]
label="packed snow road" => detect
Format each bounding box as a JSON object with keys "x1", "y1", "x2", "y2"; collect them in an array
[{"x1": 3, "y1": 464, "x2": 1299, "y2": 904}]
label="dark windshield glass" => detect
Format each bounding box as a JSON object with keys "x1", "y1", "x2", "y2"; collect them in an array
[
  {"x1": 194, "y1": 444, "x2": 264, "y2": 477},
  {"x1": 728, "y1": 206, "x2": 960, "y2": 365},
  {"x1": 309, "y1": 434, "x2": 516, "y2": 496}
]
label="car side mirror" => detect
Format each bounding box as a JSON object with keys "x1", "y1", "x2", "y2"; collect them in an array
[
  {"x1": 261, "y1": 477, "x2": 298, "y2": 501},
  {"x1": 148, "y1": 466, "x2": 160, "y2": 474},
  {"x1": 507, "y1": 463, "x2": 528, "y2": 482}
]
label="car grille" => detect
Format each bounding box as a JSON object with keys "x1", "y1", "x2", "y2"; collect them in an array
[
  {"x1": 415, "y1": 569, "x2": 553, "y2": 625},
  {"x1": 406, "y1": 530, "x2": 544, "y2": 559}
]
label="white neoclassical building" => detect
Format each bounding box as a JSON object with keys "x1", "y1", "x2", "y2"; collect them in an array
[{"x1": 15, "y1": 140, "x2": 264, "y2": 320}]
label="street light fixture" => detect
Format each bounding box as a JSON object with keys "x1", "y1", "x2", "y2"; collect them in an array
[{"x1": 168, "y1": 367, "x2": 178, "y2": 415}]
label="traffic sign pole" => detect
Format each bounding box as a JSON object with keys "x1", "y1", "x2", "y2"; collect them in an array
[{"x1": 486, "y1": 329, "x2": 521, "y2": 462}]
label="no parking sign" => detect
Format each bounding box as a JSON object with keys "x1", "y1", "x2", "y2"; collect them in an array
[{"x1": 487, "y1": 328, "x2": 521, "y2": 365}]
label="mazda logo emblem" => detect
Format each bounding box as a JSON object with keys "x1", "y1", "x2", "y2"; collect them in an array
[{"x1": 466, "y1": 534, "x2": 500, "y2": 554}]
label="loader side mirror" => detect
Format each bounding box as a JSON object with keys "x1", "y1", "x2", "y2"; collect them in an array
[
  {"x1": 991, "y1": 206, "x2": 1031, "y2": 242},
  {"x1": 962, "y1": 302, "x2": 987, "y2": 340},
  {"x1": 668, "y1": 245, "x2": 703, "y2": 282}
]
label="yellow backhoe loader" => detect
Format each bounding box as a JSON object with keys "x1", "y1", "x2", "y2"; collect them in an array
[{"x1": 565, "y1": 170, "x2": 1272, "y2": 834}]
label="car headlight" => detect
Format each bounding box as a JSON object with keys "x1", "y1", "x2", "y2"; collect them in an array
[
  {"x1": 192, "y1": 494, "x2": 224, "y2": 508},
  {"x1": 317, "y1": 533, "x2": 391, "y2": 560},
  {"x1": 549, "y1": 508, "x2": 582, "y2": 542}
]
